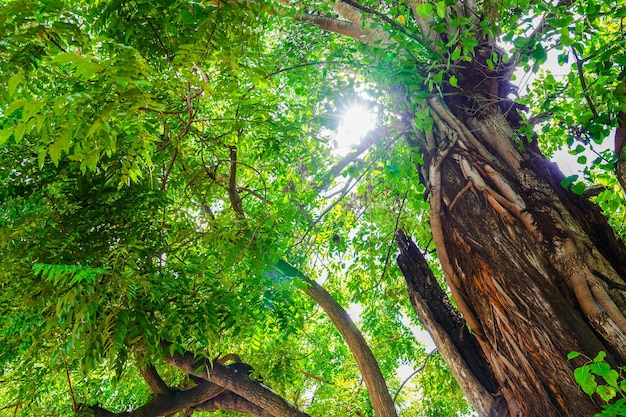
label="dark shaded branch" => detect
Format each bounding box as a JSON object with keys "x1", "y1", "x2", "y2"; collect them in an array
[
  {"x1": 161, "y1": 344, "x2": 309, "y2": 417},
  {"x1": 228, "y1": 146, "x2": 245, "y2": 218},
  {"x1": 503, "y1": 0, "x2": 577, "y2": 79},
  {"x1": 43, "y1": 30, "x2": 68, "y2": 53},
  {"x1": 161, "y1": 147, "x2": 178, "y2": 191},
  {"x1": 392, "y1": 349, "x2": 437, "y2": 403},
  {"x1": 571, "y1": 48, "x2": 599, "y2": 119},
  {"x1": 193, "y1": 392, "x2": 272, "y2": 416},
  {"x1": 300, "y1": 369, "x2": 333, "y2": 385},
  {"x1": 592, "y1": 270, "x2": 626, "y2": 293},
  {"x1": 65, "y1": 367, "x2": 78, "y2": 413},
  {"x1": 138, "y1": 363, "x2": 170, "y2": 397},
  {"x1": 144, "y1": 16, "x2": 171, "y2": 61},
  {"x1": 89, "y1": 382, "x2": 224, "y2": 417},
  {"x1": 615, "y1": 109, "x2": 626, "y2": 195}
]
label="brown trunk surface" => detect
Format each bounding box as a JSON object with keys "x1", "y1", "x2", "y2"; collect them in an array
[{"x1": 398, "y1": 51, "x2": 626, "y2": 416}]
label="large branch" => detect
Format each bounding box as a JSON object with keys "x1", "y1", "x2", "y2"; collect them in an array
[
  {"x1": 138, "y1": 363, "x2": 170, "y2": 397},
  {"x1": 90, "y1": 382, "x2": 225, "y2": 417},
  {"x1": 285, "y1": 0, "x2": 393, "y2": 46},
  {"x1": 271, "y1": 261, "x2": 398, "y2": 417},
  {"x1": 162, "y1": 344, "x2": 310, "y2": 417},
  {"x1": 193, "y1": 392, "x2": 273, "y2": 416},
  {"x1": 227, "y1": 146, "x2": 245, "y2": 218},
  {"x1": 395, "y1": 229, "x2": 506, "y2": 417},
  {"x1": 299, "y1": 13, "x2": 368, "y2": 41}
]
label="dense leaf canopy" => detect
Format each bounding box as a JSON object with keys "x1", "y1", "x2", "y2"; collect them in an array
[{"x1": 0, "y1": 0, "x2": 624, "y2": 416}]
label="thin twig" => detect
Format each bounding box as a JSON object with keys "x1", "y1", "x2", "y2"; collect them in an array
[
  {"x1": 358, "y1": 190, "x2": 409, "y2": 296},
  {"x1": 392, "y1": 349, "x2": 437, "y2": 403},
  {"x1": 65, "y1": 366, "x2": 78, "y2": 413},
  {"x1": 571, "y1": 48, "x2": 599, "y2": 119}
]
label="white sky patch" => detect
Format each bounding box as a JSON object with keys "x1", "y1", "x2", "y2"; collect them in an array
[
  {"x1": 334, "y1": 105, "x2": 378, "y2": 156},
  {"x1": 346, "y1": 302, "x2": 363, "y2": 323}
]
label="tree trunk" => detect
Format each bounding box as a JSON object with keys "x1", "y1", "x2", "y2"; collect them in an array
[{"x1": 398, "y1": 52, "x2": 626, "y2": 416}]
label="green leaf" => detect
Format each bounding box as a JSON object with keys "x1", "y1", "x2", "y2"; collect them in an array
[
  {"x1": 590, "y1": 361, "x2": 611, "y2": 377},
  {"x1": 13, "y1": 123, "x2": 26, "y2": 143},
  {"x1": 531, "y1": 44, "x2": 547, "y2": 63},
  {"x1": 5, "y1": 99, "x2": 27, "y2": 116},
  {"x1": 38, "y1": 148, "x2": 47, "y2": 168},
  {"x1": 8, "y1": 72, "x2": 23, "y2": 97},
  {"x1": 51, "y1": 51, "x2": 82, "y2": 64},
  {"x1": 48, "y1": 139, "x2": 64, "y2": 166},
  {"x1": 561, "y1": 174, "x2": 578, "y2": 188},
  {"x1": 449, "y1": 75, "x2": 458, "y2": 87},
  {"x1": 567, "y1": 351, "x2": 581, "y2": 360},
  {"x1": 415, "y1": 3, "x2": 433, "y2": 18},
  {"x1": 571, "y1": 182, "x2": 586, "y2": 195},
  {"x1": 603, "y1": 369, "x2": 619, "y2": 388},
  {"x1": 596, "y1": 385, "x2": 616, "y2": 402},
  {"x1": 574, "y1": 366, "x2": 598, "y2": 396},
  {"x1": 436, "y1": 1, "x2": 446, "y2": 19},
  {"x1": 0, "y1": 126, "x2": 14, "y2": 146},
  {"x1": 450, "y1": 47, "x2": 461, "y2": 61}
]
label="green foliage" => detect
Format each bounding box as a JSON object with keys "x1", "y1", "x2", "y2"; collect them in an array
[
  {"x1": 0, "y1": 0, "x2": 625, "y2": 415},
  {"x1": 569, "y1": 351, "x2": 626, "y2": 416}
]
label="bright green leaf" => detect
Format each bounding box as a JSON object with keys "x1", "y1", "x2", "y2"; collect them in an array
[
  {"x1": 415, "y1": 3, "x2": 433, "y2": 18},
  {"x1": 8, "y1": 72, "x2": 23, "y2": 97},
  {"x1": 436, "y1": 1, "x2": 446, "y2": 19}
]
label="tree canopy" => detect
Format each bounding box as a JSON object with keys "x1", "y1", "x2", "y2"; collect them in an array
[{"x1": 1, "y1": 0, "x2": 625, "y2": 416}]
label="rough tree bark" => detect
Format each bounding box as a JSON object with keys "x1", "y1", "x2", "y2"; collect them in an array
[
  {"x1": 388, "y1": 48, "x2": 626, "y2": 416},
  {"x1": 89, "y1": 348, "x2": 303, "y2": 417}
]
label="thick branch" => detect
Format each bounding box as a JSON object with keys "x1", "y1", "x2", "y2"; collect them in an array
[
  {"x1": 271, "y1": 261, "x2": 398, "y2": 417},
  {"x1": 408, "y1": 1, "x2": 439, "y2": 49},
  {"x1": 193, "y1": 392, "x2": 272, "y2": 416},
  {"x1": 162, "y1": 344, "x2": 309, "y2": 417},
  {"x1": 299, "y1": 13, "x2": 368, "y2": 41},
  {"x1": 138, "y1": 363, "x2": 171, "y2": 397},
  {"x1": 90, "y1": 382, "x2": 225, "y2": 417},
  {"x1": 331, "y1": 0, "x2": 392, "y2": 46},
  {"x1": 228, "y1": 146, "x2": 245, "y2": 218}
]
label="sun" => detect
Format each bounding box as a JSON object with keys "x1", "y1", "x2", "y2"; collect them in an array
[{"x1": 335, "y1": 105, "x2": 378, "y2": 155}]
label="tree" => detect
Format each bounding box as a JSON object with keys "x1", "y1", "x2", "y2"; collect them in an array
[{"x1": 1, "y1": 0, "x2": 625, "y2": 416}]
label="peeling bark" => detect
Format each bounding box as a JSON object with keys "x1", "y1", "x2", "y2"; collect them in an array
[
  {"x1": 395, "y1": 229, "x2": 506, "y2": 416},
  {"x1": 411, "y1": 67, "x2": 626, "y2": 414}
]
